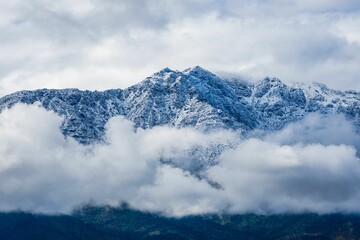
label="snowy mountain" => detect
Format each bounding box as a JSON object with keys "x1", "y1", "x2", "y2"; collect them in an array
[{"x1": 1, "y1": 66, "x2": 360, "y2": 146}]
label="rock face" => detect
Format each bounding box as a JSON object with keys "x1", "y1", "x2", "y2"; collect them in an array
[{"x1": 1, "y1": 66, "x2": 360, "y2": 144}]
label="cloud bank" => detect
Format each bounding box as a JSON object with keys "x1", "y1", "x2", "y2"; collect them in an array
[
  {"x1": 0, "y1": 0, "x2": 360, "y2": 96},
  {"x1": 0, "y1": 103, "x2": 232, "y2": 214},
  {"x1": 1, "y1": 104, "x2": 360, "y2": 216}
]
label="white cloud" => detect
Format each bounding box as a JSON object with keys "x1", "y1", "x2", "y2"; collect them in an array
[
  {"x1": 132, "y1": 165, "x2": 223, "y2": 216},
  {"x1": 1, "y1": 104, "x2": 360, "y2": 216},
  {"x1": 0, "y1": 104, "x2": 157, "y2": 212},
  {"x1": 266, "y1": 113, "x2": 360, "y2": 151},
  {"x1": 294, "y1": 0, "x2": 360, "y2": 12},
  {"x1": 0, "y1": 103, "x2": 233, "y2": 214},
  {"x1": 35, "y1": 0, "x2": 96, "y2": 19},
  {"x1": 208, "y1": 139, "x2": 360, "y2": 214}
]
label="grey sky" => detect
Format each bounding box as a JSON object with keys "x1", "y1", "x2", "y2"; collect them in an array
[{"x1": 0, "y1": 0, "x2": 359, "y2": 96}]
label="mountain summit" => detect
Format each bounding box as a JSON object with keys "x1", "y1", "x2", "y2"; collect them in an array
[{"x1": 0, "y1": 67, "x2": 359, "y2": 144}]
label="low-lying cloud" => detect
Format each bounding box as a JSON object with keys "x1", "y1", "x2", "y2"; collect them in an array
[
  {"x1": 0, "y1": 103, "x2": 233, "y2": 214},
  {"x1": 1, "y1": 104, "x2": 360, "y2": 216},
  {"x1": 208, "y1": 140, "x2": 360, "y2": 214},
  {"x1": 267, "y1": 113, "x2": 360, "y2": 151}
]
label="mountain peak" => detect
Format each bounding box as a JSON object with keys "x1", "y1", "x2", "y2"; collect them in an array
[
  {"x1": 256, "y1": 77, "x2": 283, "y2": 86},
  {"x1": 311, "y1": 82, "x2": 329, "y2": 90},
  {"x1": 183, "y1": 66, "x2": 215, "y2": 77},
  {"x1": 141, "y1": 67, "x2": 181, "y2": 85},
  {"x1": 152, "y1": 67, "x2": 176, "y2": 76}
]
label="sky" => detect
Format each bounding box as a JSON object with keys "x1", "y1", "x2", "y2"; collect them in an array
[{"x1": 0, "y1": 0, "x2": 360, "y2": 96}]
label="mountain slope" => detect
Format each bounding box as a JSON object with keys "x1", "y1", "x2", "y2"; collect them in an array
[{"x1": 0, "y1": 66, "x2": 359, "y2": 144}]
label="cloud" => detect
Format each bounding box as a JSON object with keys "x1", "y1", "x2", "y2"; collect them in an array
[
  {"x1": 293, "y1": 0, "x2": 360, "y2": 12},
  {"x1": 266, "y1": 113, "x2": 360, "y2": 151},
  {"x1": 1, "y1": 0, "x2": 360, "y2": 97},
  {"x1": 208, "y1": 139, "x2": 360, "y2": 214},
  {"x1": 132, "y1": 165, "x2": 223, "y2": 216},
  {"x1": 1, "y1": 104, "x2": 360, "y2": 216},
  {"x1": 0, "y1": 104, "x2": 157, "y2": 212},
  {"x1": 0, "y1": 103, "x2": 233, "y2": 214}
]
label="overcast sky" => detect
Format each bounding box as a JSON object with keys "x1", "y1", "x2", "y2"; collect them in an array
[{"x1": 0, "y1": 0, "x2": 360, "y2": 96}]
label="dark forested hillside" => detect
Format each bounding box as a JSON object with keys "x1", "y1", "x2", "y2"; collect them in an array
[{"x1": 1, "y1": 206, "x2": 360, "y2": 240}]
